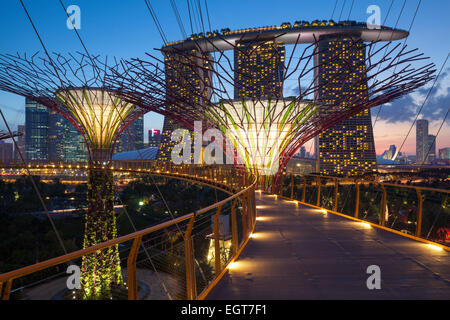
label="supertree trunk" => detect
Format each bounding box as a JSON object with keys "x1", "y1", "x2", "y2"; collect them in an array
[{"x1": 80, "y1": 166, "x2": 123, "y2": 299}]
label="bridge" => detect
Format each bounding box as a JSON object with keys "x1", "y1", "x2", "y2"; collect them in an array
[{"x1": 0, "y1": 161, "x2": 449, "y2": 300}]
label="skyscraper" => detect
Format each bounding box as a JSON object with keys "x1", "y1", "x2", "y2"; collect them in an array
[
  {"x1": 157, "y1": 49, "x2": 213, "y2": 161},
  {"x1": 315, "y1": 35, "x2": 377, "y2": 176},
  {"x1": 48, "y1": 110, "x2": 65, "y2": 160},
  {"x1": 439, "y1": 147, "x2": 450, "y2": 160},
  {"x1": 115, "y1": 116, "x2": 144, "y2": 153},
  {"x1": 25, "y1": 98, "x2": 88, "y2": 161},
  {"x1": 234, "y1": 40, "x2": 285, "y2": 99},
  {"x1": 62, "y1": 119, "x2": 88, "y2": 162},
  {"x1": 0, "y1": 141, "x2": 13, "y2": 162},
  {"x1": 14, "y1": 124, "x2": 25, "y2": 160},
  {"x1": 25, "y1": 98, "x2": 49, "y2": 160},
  {"x1": 427, "y1": 134, "x2": 436, "y2": 163},
  {"x1": 148, "y1": 129, "x2": 161, "y2": 148},
  {"x1": 416, "y1": 119, "x2": 429, "y2": 164}
]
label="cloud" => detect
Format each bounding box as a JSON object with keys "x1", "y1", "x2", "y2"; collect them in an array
[{"x1": 377, "y1": 68, "x2": 450, "y2": 123}]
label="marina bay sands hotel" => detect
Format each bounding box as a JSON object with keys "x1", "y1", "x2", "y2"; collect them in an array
[{"x1": 157, "y1": 20, "x2": 408, "y2": 176}]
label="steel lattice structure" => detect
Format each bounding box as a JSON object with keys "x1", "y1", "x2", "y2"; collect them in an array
[{"x1": 105, "y1": 34, "x2": 435, "y2": 188}]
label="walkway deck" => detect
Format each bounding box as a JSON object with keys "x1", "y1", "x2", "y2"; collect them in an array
[{"x1": 207, "y1": 192, "x2": 450, "y2": 299}]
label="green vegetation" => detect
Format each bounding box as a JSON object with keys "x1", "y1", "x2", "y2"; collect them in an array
[{"x1": 0, "y1": 175, "x2": 225, "y2": 298}]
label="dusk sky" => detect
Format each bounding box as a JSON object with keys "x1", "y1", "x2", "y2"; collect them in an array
[{"x1": 0, "y1": 0, "x2": 448, "y2": 156}]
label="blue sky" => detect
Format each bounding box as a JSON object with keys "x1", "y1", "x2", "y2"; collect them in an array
[{"x1": 0, "y1": 0, "x2": 449, "y2": 154}]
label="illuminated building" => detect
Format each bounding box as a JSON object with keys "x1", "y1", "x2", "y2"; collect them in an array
[
  {"x1": 14, "y1": 124, "x2": 25, "y2": 160},
  {"x1": 315, "y1": 35, "x2": 377, "y2": 176},
  {"x1": 108, "y1": 22, "x2": 434, "y2": 189},
  {"x1": 416, "y1": 119, "x2": 429, "y2": 164},
  {"x1": 0, "y1": 141, "x2": 13, "y2": 161},
  {"x1": 25, "y1": 98, "x2": 88, "y2": 161},
  {"x1": 115, "y1": 116, "x2": 144, "y2": 153},
  {"x1": 25, "y1": 98, "x2": 49, "y2": 160},
  {"x1": 234, "y1": 40, "x2": 285, "y2": 99},
  {"x1": 148, "y1": 129, "x2": 161, "y2": 148},
  {"x1": 0, "y1": 52, "x2": 158, "y2": 299},
  {"x1": 439, "y1": 147, "x2": 450, "y2": 160},
  {"x1": 427, "y1": 134, "x2": 437, "y2": 163},
  {"x1": 210, "y1": 99, "x2": 317, "y2": 184},
  {"x1": 157, "y1": 49, "x2": 213, "y2": 161}
]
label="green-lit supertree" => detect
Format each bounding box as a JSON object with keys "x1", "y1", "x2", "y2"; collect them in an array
[
  {"x1": 107, "y1": 36, "x2": 435, "y2": 190},
  {"x1": 0, "y1": 53, "x2": 167, "y2": 298}
]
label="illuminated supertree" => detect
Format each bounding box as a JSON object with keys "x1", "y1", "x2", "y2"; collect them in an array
[
  {"x1": 0, "y1": 52, "x2": 170, "y2": 298},
  {"x1": 107, "y1": 29, "x2": 435, "y2": 190}
]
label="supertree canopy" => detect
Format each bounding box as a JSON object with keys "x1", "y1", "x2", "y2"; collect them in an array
[
  {"x1": 106, "y1": 34, "x2": 435, "y2": 188},
  {"x1": 0, "y1": 52, "x2": 168, "y2": 298}
]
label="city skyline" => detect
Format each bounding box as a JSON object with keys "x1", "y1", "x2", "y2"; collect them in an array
[{"x1": 0, "y1": 0, "x2": 448, "y2": 303}]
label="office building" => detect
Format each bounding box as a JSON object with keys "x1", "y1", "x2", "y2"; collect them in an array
[
  {"x1": 25, "y1": 98, "x2": 49, "y2": 160},
  {"x1": 148, "y1": 129, "x2": 161, "y2": 148},
  {"x1": 157, "y1": 49, "x2": 213, "y2": 161},
  {"x1": 0, "y1": 141, "x2": 13, "y2": 162},
  {"x1": 115, "y1": 116, "x2": 144, "y2": 154},
  {"x1": 14, "y1": 124, "x2": 25, "y2": 160},
  {"x1": 439, "y1": 147, "x2": 450, "y2": 160},
  {"x1": 234, "y1": 40, "x2": 285, "y2": 99}
]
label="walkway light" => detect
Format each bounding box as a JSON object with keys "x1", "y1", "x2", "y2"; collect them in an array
[{"x1": 426, "y1": 244, "x2": 443, "y2": 251}]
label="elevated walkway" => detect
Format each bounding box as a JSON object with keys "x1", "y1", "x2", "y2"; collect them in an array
[{"x1": 207, "y1": 193, "x2": 450, "y2": 299}]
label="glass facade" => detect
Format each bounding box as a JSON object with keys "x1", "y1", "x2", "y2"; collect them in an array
[
  {"x1": 25, "y1": 98, "x2": 49, "y2": 160},
  {"x1": 416, "y1": 119, "x2": 429, "y2": 164},
  {"x1": 315, "y1": 36, "x2": 377, "y2": 176},
  {"x1": 25, "y1": 98, "x2": 88, "y2": 161}
]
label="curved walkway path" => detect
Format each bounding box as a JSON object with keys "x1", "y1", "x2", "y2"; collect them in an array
[{"x1": 207, "y1": 192, "x2": 450, "y2": 299}]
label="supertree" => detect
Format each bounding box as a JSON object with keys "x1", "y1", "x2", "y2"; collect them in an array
[
  {"x1": 106, "y1": 31, "x2": 435, "y2": 190},
  {"x1": 0, "y1": 52, "x2": 170, "y2": 298}
]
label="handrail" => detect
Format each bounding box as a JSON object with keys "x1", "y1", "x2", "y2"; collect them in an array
[
  {"x1": 297, "y1": 173, "x2": 450, "y2": 194},
  {"x1": 279, "y1": 172, "x2": 450, "y2": 247},
  {"x1": 0, "y1": 160, "x2": 257, "y2": 300}
]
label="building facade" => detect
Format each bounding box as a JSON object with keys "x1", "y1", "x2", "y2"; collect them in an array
[
  {"x1": 427, "y1": 134, "x2": 436, "y2": 163},
  {"x1": 439, "y1": 147, "x2": 450, "y2": 160},
  {"x1": 0, "y1": 141, "x2": 13, "y2": 162},
  {"x1": 115, "y1": 116, "x2": 144, "y2": 154},
  {"x1": 25, "y1": 98, "x2": 49, "y2": 160},
  {"x1": 234, "y1": 40, "x2": 285, "y2": 99},
  {"x1": 315, "y1": 35, "x2": 377, "y2": 176},
  {"x1": 25, "y1": 98, "x2": 88, "y2": 161},
  {"x1": 415, "y1": 119, "x2": 439, "y2": 164},
  {"x1": 157, "y1": 49, "x2": 213, "y2": 161},
  {"x1": 148, "y1": 129, "x2": 161, "y2": 148}
]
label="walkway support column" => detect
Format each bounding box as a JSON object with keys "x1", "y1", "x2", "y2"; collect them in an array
[
  {"x1": 416, "y1": 189, "x2": 423, "y2": 237},
  {"x1": 354, "y1": 180, "x2": 360, "y2": 218},
  {"x1": 380, "y1": 184, "x2": 387, "y2": 226},
  {"x1": 316, "y1": 176, "x2": 321, "y2": 207},
  {"x1": 184, "y1": 215, "x2": 197, "y2": 300}
]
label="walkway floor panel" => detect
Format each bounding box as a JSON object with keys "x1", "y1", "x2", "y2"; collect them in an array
[{"x1": 207, "y1": 193, "x2": 450, "y2": 299}]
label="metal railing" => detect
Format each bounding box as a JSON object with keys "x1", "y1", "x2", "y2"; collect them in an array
[
  {"x1": 276, "y1": 173, "x2": 450, "y2": 247},
  {"x1": 0, "y1": 161, "x2": 256, "y2": 300}
]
